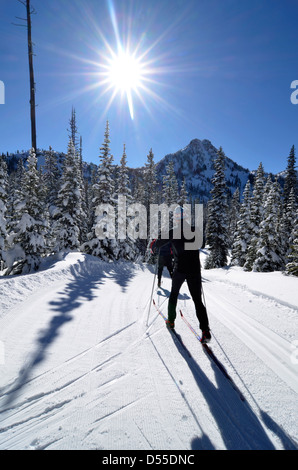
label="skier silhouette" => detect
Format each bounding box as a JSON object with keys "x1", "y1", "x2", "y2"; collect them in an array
[{"x1": 151, "y1": 206, "x2": 211, "y2": 343}]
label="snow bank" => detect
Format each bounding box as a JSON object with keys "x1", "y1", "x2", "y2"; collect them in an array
[{"x1": 200, "y1": 250, "x2": 298, "y2": 309}]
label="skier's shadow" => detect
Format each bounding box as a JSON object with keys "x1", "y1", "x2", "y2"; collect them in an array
[
  {"x1": 156, "y1": 287, "x2": 191, "y2": 301},
  {"x1": 147, "y1": 332, "x2": 215, "y2": 450},
  {"x1": 156, "y1": 286, "x2": 171, "y2": 298},
  {"x1": 178, "y1": 292, "x2": 191, "y2": 301},
  {"x1": 167, "y1": 333, "x2": 296, "y2": 450}
]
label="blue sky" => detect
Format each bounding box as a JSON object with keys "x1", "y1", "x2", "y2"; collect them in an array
[{"x1": 0, "y1": 0, "x2": 297, "y2": 174}]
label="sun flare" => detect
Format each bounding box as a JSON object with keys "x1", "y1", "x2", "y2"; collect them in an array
[
  {"x1": 87, "y1": 0, "x2": 181, "y2": 122},
  {"x1": 107, "y1": 51, "x2": 143, "y2": 93},
  {"x1": 104, "y1": 50, "x2": 146, "y2": 119}
]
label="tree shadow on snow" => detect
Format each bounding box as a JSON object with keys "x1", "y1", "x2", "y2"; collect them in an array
[
  {"x1": 0, "y1": 258, "x2": 138, "y2": 412},
  {"x1": 167, "y1": 333, "x2": 295, "y2": 450},
  {"x1": 106, "y1": 261, "x2": 139, "y2": 292}
]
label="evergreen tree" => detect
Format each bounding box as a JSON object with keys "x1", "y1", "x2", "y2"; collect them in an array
[
  {"x1": 283, "y1": 187, "x2": 297, "y2": 260},
  {"x1": 53, "y1": 139, "x2": 84, "y2": 252},
  {"x1": 178, "y1": 177, "x2": 189, "y2": 206},
  {"x1": 8, "y1": 149, "x2": 47, "y2": 273},
  {"x1": 228, "y1": 187, "x2": 240, "y2": 245},
  {"x1": 284, "y1": 145, "x2": 297, "y2": 207},
  {"x1": 286, "y1": 188, "x2": 298, "y2": 245},
  {"x1": 117, "y1": 144, "x2": 132, "y2": 202},
  {"x1": 231, "y1": 180, "x2": 251, "y2": 267},
  {"x1": 95, "y1": 120, "x2": 115, "y2": 206},
  {"x1": 43, "y1": 146, "x2": 60, "y2": 214},
  {"x1": 144, "y1": 148, "x2": 158, "y2": 209},
  {"x1": 253, "y1": 178, "x2": 284, "y2": 272},
  {"x1": 68, "y1": 109, "x2": 88, "y2": 242},
  {"x1": 43, "y1": 147, "x2": 60, "y2": 253},
  {"x1": 244, "y1": 162, "x2": 265, "y2": 271},
  {"x1": 143, "y1": 148, "x2": 158, "y2": 248},
  {"x1": 79, "y1": 135, "x2": 83, "y2": 173},
  {"x1": 162, "y1": 160, "x2": 178, "y2": 206},
  {"x1": 68, "y1": 107, "x2": 80, "y2": 155},
  {"x1": 133, "y1": 176, "x2": 146, "y2": 206},
  {"x1": 0, "y1": 155, "x2": 8, "y2": 269},
  {"x1": 286, "y1": 215, "x2": 298, "y2": 276},
  {"x1": 6, "y1": 159, "x2": 25, "y2": 240},
  {"x1": 86, "y1": 164, "x2": 98, "y2": 229},
  {"x1": 82, "y1": 121, "x2": 118, "y2": 260},
  {"x1": 205, "y1": 147, "x2": 229, "y2": 268},
  {"x1": 116, "y1": 144, "x2": 136, "y2": 260}
]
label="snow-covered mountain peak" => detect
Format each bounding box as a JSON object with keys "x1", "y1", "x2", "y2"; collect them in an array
[{"x1": 156, "y1": 138, "x2": 251, "y2": 201}]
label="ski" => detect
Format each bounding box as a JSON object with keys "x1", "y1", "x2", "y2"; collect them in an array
[
  {"x1": 152, "y1": 300, "x2": 192, "y2": 358},
  {"x1": 179, "y1": 310, "x2": 245, "y2": 402}
]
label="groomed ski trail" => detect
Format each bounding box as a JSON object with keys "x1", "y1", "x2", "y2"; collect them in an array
[{"x1": 0, "y1": 253, "x2": 297, "y2": 450}]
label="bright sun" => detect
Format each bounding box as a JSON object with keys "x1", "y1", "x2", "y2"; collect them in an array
[
  {"x1": 107, "y1": 52, "x2": 143, "y2": 93},
  {"x1": 91, "y1": 0, "x2": 175, "y2": 122},
  {"x1": 104, "y1": 49, "x2": 145, "y2": 120},
  {"x1": 60, "y1": 0, "x2": 182, "y2": 123}
]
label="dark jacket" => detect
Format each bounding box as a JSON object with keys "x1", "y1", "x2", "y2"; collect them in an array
[
  {"x1": 159, "y1": 242, "x2": 172, "y2": 257},
  {"x1": 153, "y1": 222, "x2": 200, "y2": 275}
]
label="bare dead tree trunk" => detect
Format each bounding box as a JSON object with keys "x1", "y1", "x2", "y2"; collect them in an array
[{"x1": 26, "y1": 0, "x2": 37, "y2": 152}]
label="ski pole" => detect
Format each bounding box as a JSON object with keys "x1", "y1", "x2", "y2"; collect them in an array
[
  {"x1": 200, "y1": 256, "x2": 208, "y2": 310},
  {"x1": 146, "y1": 249, "x2": 159, "y2": 327}
]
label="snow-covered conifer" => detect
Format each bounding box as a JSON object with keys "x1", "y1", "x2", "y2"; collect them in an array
[
  {"x1": 133, "y1": 176, "x2": 146, "y2": 206},
  {"x1": 244, "y1": 163, "x2": 265, "y2": 271},
  {"x1": 231, "y1": 180, "x2": 251, "y2": 266},
  {"x1": 68, "y1": 107, "x2": 80, "y2": 155},
  {"x1": 144, "y1": 148, "x2": 158, "y2": 208},
  {"x1": 178, "y1": 177, "x2": 189, "y2": 206},
  {"x1": 44, "y1": 146, "x2": 60, "y2": 214},
  {"x1": 162, "y1": 160, "x2": 178, "y2": 205},
  {"x1": 82, "y1": 121, "x2": 118, "y2": 260},
  {"x1": 94, "y1": 120, "x2": 115, "y2": 206},
  {"x1": 205, "y1": 146, "x2": 229, "y2": 268},
  {"x1": 228, "y1": 187, "x2": 240, "y2": 245},
  {"x1": 42, "y1": 146, "x2": 60, "y2": 252},
  {"x1": 8, "y1": 149, "x2": 47, "y2": 273},
  {"x1": 53, "y1": 139, "x2": 85, "y2": 252},
  {"x1": 143, "y1": 148, "x2": 158, "y2": 246},
  {"x1": 253, "y1": 178, "x2": 284, "y2": 272},
  {"x1": 117, "y1": 144, "x2": 132, "y2": 203},
  {"x1": 0, "y1": 155, "x2": 8, "y2": 269},
  {"x1": 67, "y1": 109, "x2": 88, "y2": 241},
  {"x1": 286, "y1": 216, "x2": 298, "y2": 276},
  {"x1": 282, "y1": 187, "x2": 297, "y2": 260},
  {"x1": 6, "y1": 159, "x2": 25, "y2": 239},
  {"x1": 116, "y1": 144, "x2": 136, "y2": 260},
  {"x1": 283, "y1": 145, "x2": 297, "y2": 208}
]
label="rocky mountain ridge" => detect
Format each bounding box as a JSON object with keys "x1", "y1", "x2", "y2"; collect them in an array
[{"x1": 2, "y1": 138, "x2": 286, "y2": 202}]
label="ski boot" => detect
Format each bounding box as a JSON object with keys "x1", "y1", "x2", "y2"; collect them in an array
[
  {"x1": 201, "y1": 329, "x2": 211, "y2": 344},
  {"x1": 166, "y1": 320, "x2": 175, "y2": 330}
]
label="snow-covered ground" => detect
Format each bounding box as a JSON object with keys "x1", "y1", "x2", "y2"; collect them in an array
[{"x1": 0, "y1": 251, "x2": 297, "y2": 450}]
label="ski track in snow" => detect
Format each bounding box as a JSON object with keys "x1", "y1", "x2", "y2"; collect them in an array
[
  {"x1": 0, "y1": 252, "x2": 297, "y2": 450},
  {"x1": 202, "y1": 281, "x2": 298, "y2": 395}
]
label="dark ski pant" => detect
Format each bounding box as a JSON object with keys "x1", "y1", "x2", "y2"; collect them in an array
[
  {"x1": 168, "y1": 270, "x2": 209, "y2": 331},
  {"x1": 158, "y1": 255, "x2": 173, "y2": 284}
]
